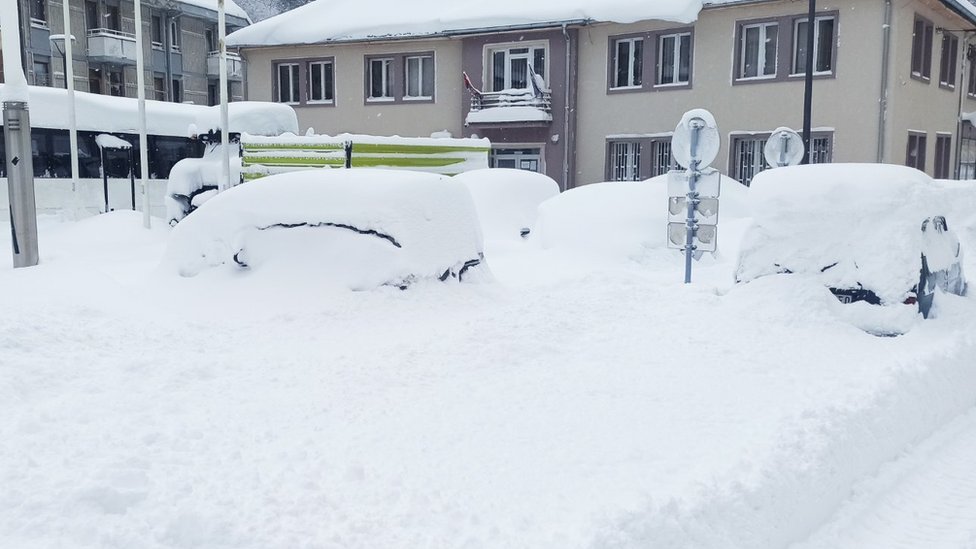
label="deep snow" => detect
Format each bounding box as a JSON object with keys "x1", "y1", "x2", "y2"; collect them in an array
[{"x1": 2, "y1": 173, "x2": 976, "y2": 548}]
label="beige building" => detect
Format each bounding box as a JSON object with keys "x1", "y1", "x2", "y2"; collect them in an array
[{"x1": 230, "y1": 0, "x2": 976, "y2": 186}]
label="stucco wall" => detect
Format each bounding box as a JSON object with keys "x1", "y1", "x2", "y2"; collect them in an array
[
  {"x1": 574, "y1": 0, "x2": 885, "y2": 185},
  {"x1": 241, "y1": 40, "x2": 463, "y2": 137}
]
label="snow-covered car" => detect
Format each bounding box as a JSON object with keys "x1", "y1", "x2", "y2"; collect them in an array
[
  {"x1": 453, "y1": 168, "x2": 559, "y2": 242},
  {"x1": 735, "y1": 164, "x2": 966, "y2": 319},
  {"x1": 161, "y1": 168, "x2": 488, "y2": 289}
]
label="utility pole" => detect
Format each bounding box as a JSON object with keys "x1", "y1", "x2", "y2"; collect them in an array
[
  {"x1": 801, "y1": 0, "x2": 816, "y2": 164},
  {"x1": 134, "y1": 0, "x2": 152, "y2": 228}
]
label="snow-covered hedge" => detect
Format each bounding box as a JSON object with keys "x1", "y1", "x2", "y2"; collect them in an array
[
  {"x1": 534, "y1": 173, "x2": 750, "y2": 261},
  {"x1": 453, "y1": 168, "x2": 559, "y2": 242},
  {"x1": 162, "y1": 169, "x2": 487, "y2": 289},
  {"x1": 735, "y1": 164, "x2": 953, "y2": 304}
]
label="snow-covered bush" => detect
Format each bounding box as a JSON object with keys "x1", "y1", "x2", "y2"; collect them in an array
[
  {"x1": 453, "y1": 168, "x2": 559, "y2": 242},
  {"x1": 161, "y1": 169, "x2": 487, "y2": 289},
  {"x1": 533, "y1": 173, "x2": 749, "y2": 261}
]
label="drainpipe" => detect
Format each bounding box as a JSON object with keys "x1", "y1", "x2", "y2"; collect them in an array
[
  {"x1": 877, "y1": 0, "x2": 892, "y2": 162},
  {"x1": 562, "y1": 23, "x2": 571, "y2": 192},
  {"x1": 955, "y1": 34, "x2": 971, "y2": 178}
]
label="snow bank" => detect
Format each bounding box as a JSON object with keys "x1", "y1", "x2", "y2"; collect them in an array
[
  {"x1": 735, "y1": 164, "x2": 950, "y2": 304},
  {"x1": 453, "y1": 168, "x2": 559, "y2": 242},
  {"x1": 227, "y1": 0, "x2": 703, "y2": 46},
  {"x1": 162, "y1": 169, "x2": 486, "y2": 289},
  {"x1": 0, "y1": 85, "x2": 297, "y2": 137},
  {"x1": 165, "y1": 144, "x2": 243, "y2": 224},
  {"x1": 534, "y1": 173, "x2": 749, "y2": 262}
]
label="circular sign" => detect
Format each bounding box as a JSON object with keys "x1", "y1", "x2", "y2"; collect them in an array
[
  {"x1": 671, "y1": 109, "x2": 720, "y2": 169},
  {"x1": 763, "y1": 127, "x2": 805, "y2": 168}
]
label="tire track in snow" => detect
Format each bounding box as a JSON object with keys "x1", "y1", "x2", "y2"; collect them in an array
[{"x1": 793, "y1": 407, "x2": 976, "y2": 549}]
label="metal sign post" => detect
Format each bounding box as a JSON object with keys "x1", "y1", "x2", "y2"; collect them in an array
[
  {"x1": 668, "y1": 109, "x2": 721, "y2": 284},
  {"x1": 4, "y1": 102, "x2": 39, "y2": 268}
]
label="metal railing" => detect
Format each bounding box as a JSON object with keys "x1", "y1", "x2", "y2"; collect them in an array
[{"x1": 86, "y1": 28, "x2": 136, "y2": 40}]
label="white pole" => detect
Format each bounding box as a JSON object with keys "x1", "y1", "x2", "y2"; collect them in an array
[
  {"x1": 218, "y1": 0, "x2": 230, "y2": 192},
  {"x1": 134, "y1": 0, "x2": 151, "y2": 228},
  {"x1": 61, "y1": 3, "x2": 80, "y2": 195}
]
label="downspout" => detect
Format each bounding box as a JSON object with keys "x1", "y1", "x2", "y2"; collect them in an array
[
  {"x1": 955, "y1": 34, "x2": 971, "y2": 178},
  {"x1": 877, "y1": 0, "x2": 892, "y2": 163},
  {"x1": 562, "y1": 23, "x2": 571, "y2": 192}
]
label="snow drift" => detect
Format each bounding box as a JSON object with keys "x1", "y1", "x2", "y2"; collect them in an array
[{"x1": 454, "y1": 168, "x2": 560, "y2": 243}]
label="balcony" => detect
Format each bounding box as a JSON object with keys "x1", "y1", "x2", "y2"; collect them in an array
[
  {"x1": 463, "y1": 70, "x2": 553, "y2": 127},
  {"x1": 207, "y1": 51, "x2": 244, "y2": 81},
  {"x1": 87, "y1": 28, "x2": 137, "y2": 65}
]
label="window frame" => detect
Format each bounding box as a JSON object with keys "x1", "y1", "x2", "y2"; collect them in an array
[
  {"x1": 273, "y1": 62, "x2": 301, "y2": 105},
  {"x1": 739, "y1": 21, "x2": 779, "y2": 80},
  {"x1": 906, "y1": 131, "x2": 928, "y2": 172},
  {"x1": 366, "y1": 57, "x2": 396, "y2": 102},
  {"x1": 604, "y1": 135, "x2": 676, "y2": 180},
  {"x1": 790, "y1": 15, "x2": 837, "y2": 76},
  {"x1": 307, "y1": 58, "x2": 336, "y2": 105},
  {"x1": 607, "y1": 27, "x2": 694, "y2": 94},
  {"x1": 959, "y1": 121, "x2": 976, "y2": 179},
  {"x1": 911, "y1": 15, "x2": 935, "y2": 82},
  {"x1": 939, "y1": 32, "x2": 959, "y2": 90},
  {"x1": 30, "y1": 0, "x2": 48, "y2": 26},
  {"x1": 934, "y1": 133, "x2": 952, "y2": 179},
  {"x1": 403, "y1": 53, "x2": 436, "y2": 101},
  {"x1": 728, "y1": 130, "x2": 834, "y2": 185},
  {"x1": 656, "y1": 31, "x2": 693, "y2": 87},
  {"x1": 732, "y1": 12, "x2": 839, "y2": 86},
  {"x1": 363, "y1": 51, "x2": 437, "y2": 105},
  {"x1": 485, "y1": 40, "x2": 549, "y2": 93},
  {"x1": 609, "y1": 35, "x2": 644, "y2": 90}
]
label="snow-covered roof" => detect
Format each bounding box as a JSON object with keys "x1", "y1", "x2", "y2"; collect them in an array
[
  {"x1": 179, "y1": 0, "x2": 252, "y2": 23},
  {"x1": 227, "y1": 0, "x2": 703, "y2": 47},
  {"x1": 0, "y1": 84, "x2": 298, "y2": 138}
]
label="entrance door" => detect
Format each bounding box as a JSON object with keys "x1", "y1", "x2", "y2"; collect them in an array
[{"x1": 491, "y1": 147, "x2": 543, "y2": 173}]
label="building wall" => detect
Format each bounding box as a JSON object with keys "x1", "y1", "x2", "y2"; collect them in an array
[
  {"x1": 575, "y1": 0, "x2": 886, "y2": 185},
  {"x1": 241, "y1": 40, "x2": 464, "y2": 137}
]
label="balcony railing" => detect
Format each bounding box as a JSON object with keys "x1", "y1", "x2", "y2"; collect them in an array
[
  {"x1": 207, "y1": 51, "x2": 244, "y2": 81},
  {"x1": 87, "y1": 28, "x2": 138, "y2": 65},
  {"x1": 463, "y1": 68, "x2": 553, "y2": 125}
]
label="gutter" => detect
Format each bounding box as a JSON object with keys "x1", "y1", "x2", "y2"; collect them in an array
[
  {"x1": 877, "y1": 0, "x2": 892, "y2": 163},
  {"x1": 940, "y1": 0, "x2": 976, "y2": 26},
  {"x1": 562, "y1": 23, "x2": 571, "y2": 192}
]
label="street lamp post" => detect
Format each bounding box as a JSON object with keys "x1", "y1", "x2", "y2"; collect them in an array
[{"x1": 50, "y1": 32, "x2": 80, "y2": 194}]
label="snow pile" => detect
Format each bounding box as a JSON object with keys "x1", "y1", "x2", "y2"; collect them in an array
[
  {"x1": 94, "y1": 134, "x2": 133, "y2": 149},
  {"x1": 162, "y1": 168, "x2": 486, "y2": 289},
  {"x1": 735, "y1": 164, "x2": 947, "y2": 305},
  {"x1": 534, "y1": 173, "x2": 749, "y2": 263},
  {"x1": 227, "y1": 0, "x2": 703, "y2": 46},
  {"x1": 453, "y1": 168, "x2": 559, "y2": 242},
  {"x1": 178, "y1": 0, "x2": 251, "y2": 21},
  {"x1": 165, "y1": 144, "x2": 243, "y2": 224},
  {"x1": 0, "y1": 85, "x2": 298, "y2": 137}
]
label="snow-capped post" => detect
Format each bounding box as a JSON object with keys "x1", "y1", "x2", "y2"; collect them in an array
[
  {"x1": 134, "y1": 0, "x2": 151, "y2": 228},
  {"x1": 1, "y1": 0, "x2": 39, "y2": 268},
  {"x1": 57, "y1": 0, "x2": 79, "y2": 194},
  {"x1": 667, "y1": 110, "x2": 721, "y2": 283},
  {"x1": 218, "y1": 0, "x2": 231, "y2": 192},
  {"x1": 763, "y1": 127, "x2": 805, "y2": 169}
]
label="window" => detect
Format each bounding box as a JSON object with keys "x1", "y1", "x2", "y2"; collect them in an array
[
  {"x1": 205, "y1": 28, "x2": 216, "y2": 53},
  {"x1": 32, "y1": 61, "x2": 50, "y2": 87},
  {"x1": 489, "y1": 44, "x2": 546, "y2": 91},
  {"x1": 151, "y1": 15, "x2": 163, "y2": 48},
  {"x1": 169, "y1": 19, "x2": 181, "y2": 51},
  {"x1": 911, "y1": 15, "x2": 934, "y2": 80},
  {"x1": 657, "y1": 32, "x2": 691, "y2": 85},
  {"x1": 609, "y1": 141, "x2": 641, "y2": 181},
  {"x1": 308, "y1": 60, "x2": 335, "y2": 103},
  {"x1": 732, "y1": 136, "x2": 768, "y2": 185},
  {"x1": 108, "y1": 69, "x2": 124, "y2": 97},
  {"x1": 275, "y1": 63, "x2": 300, "y2": 103},
  {"x1": 105, "y1": 4, "x2": 120, "y2": 31},
  {"x1": 939, "y1": 33, "x2": 959, "y2": 88},
  {"x1": 739, "y1": 22, "x2": 778, "y2": 79},
  {"x1": 650, "y1": 140, "x2": 674, "y2": 176},
  {"x1": 969, "y1": 49, "x2": 976, "y2": 96},
  {"x1": 368, "y1": 58, "x2": 394, "y2": 100},
  {"x1": 89, "y1": 68, "x2": 102, "y2": 94},
  {"x1": 960, "y1": 122, "x2": 976, "y2": 179},
  {"x1": 153, "y1": 76, "x2": 166, "y2": 101},
  {"x1": 404, "y1": 55, "x2": 434, "y2": 99},
  {"x1": 171, "y1": 78, "x2": 182, "y2": 103},
  {"x1": 792, "y1": 16, "x2": 835, "y2": 74},
  {"x1": 490, "y1": 147, "x2": 543, "y2": 172},
  {"x1": 611, "y1": 37, "x2": 643, "y2": 88},
  {"x1": 809, "y1": 136, "x2": 832, "y2": 164},
  {"x1": 30, "y1": 0, "x2": 46, "y2": 24},
  {"x1": 935, "y1": 134, "x2": 952, "y2": 179},
  {"x1": 85, "y1": 1, "x2": 98, "y2": 30},
  {"x1": 208, "y1": 83, "x2": 218, "y2": 106},
  {"x1": 906, "y1": 132, "x2": 927, "y2": 171}
]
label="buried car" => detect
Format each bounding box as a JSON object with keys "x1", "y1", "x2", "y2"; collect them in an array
[
  {"x1": 161, "y1": 169, "x2": 487, "y2": 289},
  {"x1": 735, "y1": 163, "x2": 966, "y2": 319}
]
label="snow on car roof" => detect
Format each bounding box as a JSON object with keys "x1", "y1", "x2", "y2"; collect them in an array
[{"x1": 227, "y1": 0, "x2": 703, "y2": 47}]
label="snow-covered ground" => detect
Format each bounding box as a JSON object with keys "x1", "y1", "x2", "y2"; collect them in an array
[{"x1": 2, "y1": 173, "x2": 976, "y2": 548}]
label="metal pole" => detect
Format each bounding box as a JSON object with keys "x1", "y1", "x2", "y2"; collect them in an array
[
  {"x1": 130, "y1": 148, "x2": 137, "y2": 210},
  {"x1": 801, "y1": 0, "x2": 816, "y2": 164},
  {"x1": 218, "y1": 0, "x2": 231, "y2": 192},
  {"x1": 684, "y1": 120, "x2": 703, "y2": 284},
  {"x1": 101, "y1": 147, "x2": 109, "y2": 212},
  {"x1": 134, "y1": 0, "x2": 151, "y2": 228},
  {"x1": 60, "y1": 2, "x2": 80, "y2": 193}
]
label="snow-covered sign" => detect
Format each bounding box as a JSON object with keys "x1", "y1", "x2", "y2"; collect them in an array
[
  {"x1": 763, "y1": 127, "x2": 805, "y2": 168},
  {"x1": 227, "y1": 0, "x2": 703, "y2": 47}
]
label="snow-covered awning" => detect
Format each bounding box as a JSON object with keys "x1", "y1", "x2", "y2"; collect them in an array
[{"x1": 227, "y1": 0, "x2": 703, "y2": 47}]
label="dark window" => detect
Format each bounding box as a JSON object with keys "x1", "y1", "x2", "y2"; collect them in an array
[
  {"x1": 105, "y1": 4, "x2": 120, "y2": 31},
  {"x1": 404, "y1": 55, "x2": 434, "y2": 99},
  {"x1": 906, "y1": 132, "x2": 927, "y2": 171},
  {"x1": 275, "y1": 63, "x2": 300, "y2": 103},
  {"x1": 650, "y1": 140, "x2": 674, "y2": 176},
  {"x1": 488, "y1": 44, "x2": 546, "y2": 91},
  {"x1": 608, "y1": 141, "x2": 641, "y2": 181},
  {"x1": 611, "y1": 37, "x2": 643, "y2": 88},
  {"x1": 934, "y1": 134, "x2": 952, "y2": 179},
  {"x1": 740, "y1": 22, "x2": 778, "y2": 79},
  {"x1": 911, "y1": 15, "x2": 934, "y2": 80},
  {"x1": 793, "y1": 16, "x2": 835, "y2": 74},
  {"x1": 208, "y1": 82, "x2": 218, "y2": 106},
  {"x1": 30, "y1": 0, "x2": 47, "y2": 23},
  {"x1": 368, "y1": 58, "x2": 394, "y2": 99},
  {"x1": 89, "y1": 68, "x2": 102, "y2": 94},
  {"x1": 658, "y1": 32, "x2": 691, "y2": 85},
  {"x1": 169, "y1": 19, "x2": 181, "y2": 51},
  {"x1": 85, "y1": 1, "x2": 98, "y2": 30},
  {"x1": 108, "y1": 69, "x2": 124, "y2": 96},
  {"x1": 309, "y1": 60, "x2": 335, "y2": 102},
  {"x1": 205, "y1": 28, "x2": 216, "y2": 52},
  {"x1": 969, "y1": 49, "x2": 976, "y2": 96},
  {"x1": 151, "y1": 16, "x2": 163, "y2": 47},
  {"x1": 810, "y1": 136, "x2": 832, "y2": 164},
  {"x1": 32, "y1": 61, "x2": 50, "y2": 87},
  {"x1": 149, "y1": 136, "x2": 202, "y2": 179},
  {"x1": 732, "y1": 136, "x2": 768, "y2": 185},
  {"x1": 172, "y1": 78, "x2": 182, "y2": 103},
  {"x1": 939, "y1": 33, "x2": 959, "y2": 88},
  {"x1": 960, "y1": 122, "x2": 976, "y2": 178},
  {"x1": 153, "y1": 76, "x2": 166, "y2": 100}
]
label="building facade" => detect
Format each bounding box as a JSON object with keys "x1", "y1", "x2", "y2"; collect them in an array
[
  {"x1": 10, "y1": 0, "x2": 250, "y2": 105},
  {"x1": 231, "y1": 0, "x2": 976, "y2": 187}
]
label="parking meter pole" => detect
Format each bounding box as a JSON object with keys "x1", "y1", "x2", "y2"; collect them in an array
[
  {"x1": 684, "y1": 121, "x2": 703, "y2": 284},
  {"x1": 778, "y1": 132, "x2": 788, "y2": 167},
  {"x1": 4, "y1": 101, "x2": 39, "y2": 268}
]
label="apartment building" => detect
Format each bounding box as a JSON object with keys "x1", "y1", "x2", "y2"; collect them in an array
[
  {"x1": 229, "y1": 0, "x2": 976, "y2": 187},
  {"x1": 10, "y1": 0, "x2": 250, "y2": 105}
]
